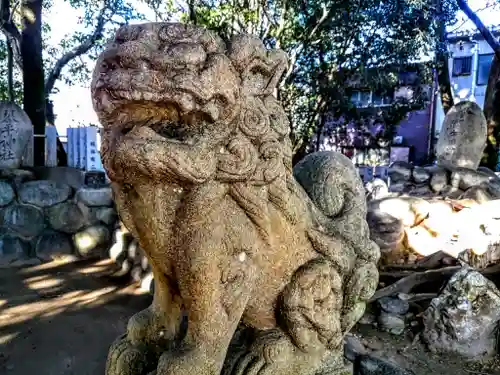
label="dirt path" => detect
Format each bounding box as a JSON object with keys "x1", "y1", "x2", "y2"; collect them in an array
[{"x1": 0, "y1": 259, "x2": 151, "y2": 375}]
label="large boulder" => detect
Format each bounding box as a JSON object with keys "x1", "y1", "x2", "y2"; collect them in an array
[
  {"x1": 96, "y1": 207, "x2": 118, "y2": 225},
  {"x1": 422, "y1": 267, "x2": 500, "y2": 358},
  {"x1": 3, "y1": 203, "x2": 44, "y2": 238},
  {"x1": 388, "y1": 162, "x2": 412, "y2": 183},
  {"x1": 35, "y1": 231, "x2": 75, "y2": 262},
  {"x1": 0, "y1": 233, "x2": 32, "y2": 267},
  {"x1": 47, "y1": 202, "x2": 87, "y2": 234},
  {"x1": 73, "y1": 225, "x2": 111, "y2": 258},
  {"x1": 31, "y1": 166, "x2": 85, "y2": 190},
  {"x1": 76, "y1": 186, "x2": 113, "y2": 207},
  {"x1": 18, "y1": 180, "x2": 72, "y2": 207},
  {"x1": 0, "y1": 180, "x2": 15, "y2": 206}
]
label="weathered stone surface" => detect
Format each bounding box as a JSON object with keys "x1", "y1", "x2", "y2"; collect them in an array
[
  {"x1": 365, "y1": 179, "x2": 389, "y2": 201},
  {"x1": 344, "y1": 335, "x2": 367, "y2": 362},
  {"x1": 387, "y1": 182, "x2": 409, "y2": 194},
  {"x1": 461, "y1": 185, "x2": 492, "y2": 203},
  {"x1": 92, "y1": 23, "x2": 380, "y2": 375},
  {"x1": 411, "y1": 166, "x2": 430, "y2": 184},
  {"x1": 0, "y1": 168, "x2": 35, "y2": 190},
  {"x1": 3, "y1": 203, "x2": 44, "y2": 238},
  {"x1": 451, "y1": 167, "x2": 496, "y2": 190},
  {"x1": 377, "y1": 296, "x2": 409, "y2": 316},
  {"x1": 47, "y1": 202, "x2": 86, "y2": 234},
  {"x1": 19, "y1": 180, "x2": 72, "y2": 207},
  {"x1": 76, "y1": 186, "x2": 113, "y2": 207},
  {"x1": 377, "y1": 312, "x2": 405, "y2": 335},
  {"x1": 73, "y1": 225, "x2": 111, "y2": 258},
  {"x1": 0, "y1": 181, "x2": 15, "y2": 206},
  {"x1": 388, "y1": 161, "x2": 412, "y2": 183},
  {"x1": 368, "y1": 218, "x2": 404, "y2": 249},
  {"x1": 442, "y1": 200, "x2": 500, "y2": 265},
  {"x1": 435, "y1": 101, "x2": 487, "y2": 170},
  {"x1": 0, "y1": 168, "x2": 36, "y2": 182},
  {"x1": 477, "y1": 166, "x2": 498, "y2": 177},
  {"x1": 96, "y1": 207, "x2": 118, "y2": 225},
  {"x1": 428, "y1": 167, "x2": 448, "y2": 193},
  {"x1": 422, "y1": 267, "x2": 500, "y2": 358},
  {"x1": 35, "y1": 230, "x2": 75, "y2": 262},
  {"x1": 0, "y1": 102, "x2": 34, "y2": 169},
  {"x1": 354, "y1": 354, "x2": 413, "y2": 375},
  {"x1": 31, "y1": 166, "x2": 85, "y2": 190},
  {"x1": 410, "y1": 185, "x2": 433, "y2": 197},
  {"x1": 0, "y1": 234, "x2": 32, "y2": 267},
  {"x1": 76, "y1": 201, "x2": 101, "y2": 227}
]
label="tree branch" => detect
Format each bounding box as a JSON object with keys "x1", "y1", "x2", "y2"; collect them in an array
[
  {"x1": 0, "y1": 0, "x2": 22, "y2": 69},
  {"x1": 281, "y1": 3, "x2": 333, "y2": 87},
  {"x1": 448, "y1": 3, "x2": 498, "y2": 33},
  {"x1": 456, "y1": 0, "x2": 500, "y2": 59},
  {"x1": 44, "y1": 0, "x2": 110, "y2": 96}
]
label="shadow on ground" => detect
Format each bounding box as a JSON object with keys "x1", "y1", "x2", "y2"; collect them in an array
[{"x1": 0, "y1": 259, "x2": 151, "y2": 375}]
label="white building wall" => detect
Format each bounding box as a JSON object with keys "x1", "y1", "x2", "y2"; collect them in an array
[{"x1": 435, "y1": 38, "x2": 495, "y2": 136}]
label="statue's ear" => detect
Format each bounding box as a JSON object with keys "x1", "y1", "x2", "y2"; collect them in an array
[{"x1": 227, "y1": 34, "x2": 288, "y2": 96}]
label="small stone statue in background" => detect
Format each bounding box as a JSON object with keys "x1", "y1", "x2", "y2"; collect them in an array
[{"x1": 92, "y1": 23, "x2": 379, "y2": 375}]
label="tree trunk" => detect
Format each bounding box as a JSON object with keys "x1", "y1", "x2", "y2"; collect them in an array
[
  {"x1": 436, "y1": 48, "x2": 453, "y2": 115},
  {"x1": 484, "y1": 56, "x2": 500, "y2": 123},
  {"x1": 457, "y1": 0, "x2": 500, "y2": 170},
  {"x1": 21, "y1": 0, "x2": 45, "y2": 166},
  {"x1": 2, "y1": 0, "x2": 14, "y2": 102},
  {"x1": 436, "y1": 0, "x2": 453, "y2": 115},
  {"x1": 6, "y1": 39, "x2": 13, "y2": 102},
  {"x1": 456, "y1": 0, "x2": 500, "y2": 60}
]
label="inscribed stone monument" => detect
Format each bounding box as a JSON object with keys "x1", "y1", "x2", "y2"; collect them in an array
[
  {"x1": 435, "y1": 101, "x2": 487, "y2": 170},
  {"x1": 91, "y1": 22, "x2": 379, "y2": 375},
  {"x1": 0, "y1": 102, "x2": 33, "y2": 169}
]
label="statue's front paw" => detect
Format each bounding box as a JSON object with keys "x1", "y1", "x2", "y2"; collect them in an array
[
  {"x1": 231, "y1": 332, "x2": 290, "y2": 375},
  {"x1": 106, "y1": 335, "x2": 157, "y2": 375},
  {"x1": 229, "y1": 330, "x2": 321, "y2": 375}
]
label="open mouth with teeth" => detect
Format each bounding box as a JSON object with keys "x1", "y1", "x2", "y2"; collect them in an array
[{"x1": 96, "y1": 88, "x2": 217, "y2": 146}]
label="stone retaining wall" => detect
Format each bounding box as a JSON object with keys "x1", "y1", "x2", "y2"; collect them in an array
[{"x1": 0, "y1": 168, "x2": 118, "y2": 268}]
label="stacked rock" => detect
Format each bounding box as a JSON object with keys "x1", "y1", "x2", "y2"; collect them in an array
[
  {"x1": 367, "y1": 101, "x2": 500, "y2": 266},
  {"x1": 0, "y1": 168, "x2": 118, "y2": 268},
  {"x1": 376, "y1": 296, "x2": 410, "y2": 335}
]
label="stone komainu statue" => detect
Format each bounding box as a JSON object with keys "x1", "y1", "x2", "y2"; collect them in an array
[{"x1": 91, "y1": 23, "x2": 379, "y2": 375}]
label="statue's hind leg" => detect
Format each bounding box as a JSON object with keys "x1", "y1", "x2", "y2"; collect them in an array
[
  {"x1": 228, "y1": 259, "x2": 343, "y2": 375},
  {"x1": 106, "y1": 264, "x2": 183, "y2": 375}
]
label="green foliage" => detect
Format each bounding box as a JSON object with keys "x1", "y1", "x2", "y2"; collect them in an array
[
  {"x1": 141, "y1": 0, "x2": 458, "y2": 159},
  {"x1": 44, "y1": 0, "x2": 144, "y2": 91},
  {"x1": 0, "y1": 38, "x2": 22, "y2": 104}
]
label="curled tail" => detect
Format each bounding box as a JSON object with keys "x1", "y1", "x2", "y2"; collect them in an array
[
  {"x1": 293, "y1": 151, "x2": 379, "y2": 263},
  {"x1": 281, "y1": 151, "x2": 380, "y2": 352}
]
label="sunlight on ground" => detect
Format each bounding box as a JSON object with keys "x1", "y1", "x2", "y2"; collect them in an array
[{"x1": 0, "y1": 259, "x2": 149, "y2": 348}]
